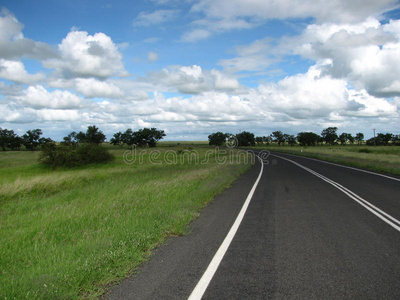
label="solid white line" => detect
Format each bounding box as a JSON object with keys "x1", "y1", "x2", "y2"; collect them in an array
[
  {"x1": 274, "y1": 154, "x2": 400, "y2": 233},
  {"x1": 188, "y1": 155, "x2": 264, "y2": 300},
  {"x1": 274, "y1": 152, "x2": 400, "y2": 182}
]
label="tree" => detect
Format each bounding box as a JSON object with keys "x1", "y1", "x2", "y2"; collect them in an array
[
  {"x1": 338, "y1": 133, "x2": 353, "y2": 145},
  {"x1": 62, "y1": 131, "x2": 78, "y2": 145},
  {"x1": 366, "y1": 133, "x2": 393, "y2": 146},
  {"x1": 85, "y1": 125, "x2": 106, "y2": 144},
  {"x1": 255, "y1": 136, "x2": 264, "y2": 145},
  {"x1": 22, "y1": 129, "x2": 43, "y2": 151},
  {"x1": 236, "y1": 131, "x2": 255, "y2": 147},
  {"x1": 286, "y1": 134, "x2": 297, "y2": 146},
  {"x1": 110, "y1": 131, "x2": 124, "y2": 148},
  {"x1": 262, "y1": 136, "x2": 271, "y2": 145},
  {"x1": 118, "y1": 128, "x2": 166, "y2": 148},
  {"x1": 271, "y1": 131, "x2": 285, "y2": 146},
  {"x1": 122, "y1": 129, "x2": 136, "y2": 148},
  {"x1": 297, "y1": 132, "x2": 320, "y2": 146},
  {"x1": 355, "y1": 133, "x2": 364, "y2": 145},
  {"x1": 208, "y1": 131, "x2": 227, "y2": 146},
  {"x1": 321, "y1": 127, "x2": 338, "y2": 145},
  {"x1": 0, "y1": 128, "x2": 21, "y2": 151},
  {"x1": 135, "y1": 128, "x2": 166, "y2": 147}
]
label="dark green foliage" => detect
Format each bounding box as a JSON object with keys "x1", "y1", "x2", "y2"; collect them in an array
[
  {"x1": 321, "y1": 127, "x2": 338, "y2": 145},
  {"x1": 297, "y1": 132, "x2": 320, "y2": 146},
  {"x1": 359, "y1": 148, "x2": 372, "y2": 153},
  {"x1": 271, "y1": 131, "x2": 285, "y2": 146},
  {"x1": 112, "y1": 127, "x2": 166, "y2": 148},
  {"x1": 110, "y1": 131, "x2": 124, "y2": 148},
  {"x1": 284, "y1": 134, "x2": 297, "y2": 146},
  {"x1": 366, "y1": 133, "x2": 395, "y2": 146},
  {"x1": 236, "y1": 131, "x2": 255, "y2": 147},
  {"x1": 355, "y1": 133, "x2": 364, "y2": 145},
  {"x1": 22, "y1": 129, "x2": 43, "y2": 151},
  {"x1": 39, "y1": 143, "x2": 114, "y2": 168},
  {"x1": 338, "y1": 133, "x2": 354, "y2": 145},
  {"x1": 0, "y1": 128, "x2": 22, "y2": 151},
  {"x1": 208, "y1": 131, "x2": 227, "y2": 146}
]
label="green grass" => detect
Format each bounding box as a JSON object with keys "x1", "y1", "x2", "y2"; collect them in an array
[
  {"x1": 0, "y1": 147, "x2": 251, "y2": 299},
  {"x1": 257, "y1": 145, "x2": 400, "y2": 176}
]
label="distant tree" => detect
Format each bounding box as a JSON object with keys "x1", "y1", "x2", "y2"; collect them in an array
[
  {"x1": 355, "y1": 133, "x2": 364, "y2": 145},
  {"x1": 85, "y1": 125, "x2": 106, "y2": 144},
  {"x1": 321, "y1": 127, "x2": 338, "y2": 145},
  {"x1": 392, "y1": 134, "x2": 400, "y2": 146},
  {"x1": 22, "y1": 129, "x2": 43, "y2": 151},
  {"x1": 70, "y1": 126, "x2": 106, "y2": 144},
  {"x1": 135, "y1": 128, "x2": 166, "y2": 147},
  {"x1": 271, "y1": 131, "x2": 285, "y2": 146},
  {"x1": 208, "y1": 131, "x2": 226, "y2": 147},
  {"x1": 338, "y1": 133, "x2": 353, "y2": 145},
  {"x1": 0, "y1": 128, "x2": 21, "y2": 151},
  {"x1": 236, "y1": 131, "x2": 255, "y2": 147},
  {"x1": 297, "y1": 132, "x2": 320, "y2": 146},
  {"x1": 255, "y1": 136, "x2": 264, "y2": 145},
  {"x1": 110, "y1": 131, "x2": 124, "y2": 148},
  {"x1": 366, "y1": 133, "x2": 393, "y2": 146},
  {"x1": 75, "y1": 131, "x2": 87, "y2": 143},
  {"x1": 284, "y1": 134, "x2": 297, "y2": 146},
  {"x1": 62, "y1": 131, "x2": 78, "y2": 145},
  {"x1": 262, "y1": 136, "x2": 271, "y2": 145}
]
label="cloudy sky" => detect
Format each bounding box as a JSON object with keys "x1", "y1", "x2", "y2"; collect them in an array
[{"x1": 1, "y1": 0, "x2": 400, "y2": 140}]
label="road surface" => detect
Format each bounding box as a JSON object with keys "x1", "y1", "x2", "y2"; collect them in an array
[{"x1": 106, "y1": 151, "x2": 400, "y2": 299}]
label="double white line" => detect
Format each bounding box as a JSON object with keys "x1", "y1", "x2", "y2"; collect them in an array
[{"x1": 275, "y1": 154, "x2": 400, "y2": 233}]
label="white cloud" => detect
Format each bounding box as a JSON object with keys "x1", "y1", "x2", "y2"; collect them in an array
[
  {"x1": 44, "y1": 30, "x2": 126, "y2": 79},
  {"x1": 133, "y1": 9, "x2": 179, "y2": 26},
  {"x1": 181, "y1": 29, "x2": 211, "y2": 43},
  {"x1": 74, "y1": 78, "x2": 125, "y2": 98},
  {"x1": 147, "y1": 51, "x2": 159, "y2": 63},
  {"x1": 182, "y1": 0, "x2": 399, "y2": 42},
  {"x1": 0, "y1": 59, "x2": 45, "y2": 84},
  {"x1": 146, "y1": 65, "x2": 240, "y2": 94},
  {"x1": 288, "y1": 18, "x2": 400, "y2": 97},
  {"x1": 17, "y1": 85, "x2": 83, "y2": 109},
  {"x1": 0, "y1": 9, "x2": 56, "y2": 60}
]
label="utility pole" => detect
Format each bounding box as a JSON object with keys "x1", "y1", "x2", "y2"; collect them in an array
[{"x1": 373, "y1": 128, "x2": 376, "y2": 146}]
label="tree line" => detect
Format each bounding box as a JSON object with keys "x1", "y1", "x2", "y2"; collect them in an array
[
  {"x1": 0, "y1": 126, "x2": 166, "y2": 151},
  {"x1": 208, "y1": 127, "x2": 400, "y2": 147}
]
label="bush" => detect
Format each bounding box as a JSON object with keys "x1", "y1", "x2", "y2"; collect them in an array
[
  {"x1": 39, "y1": 143, "x2": 114, "y2": 168},
  {"x1": 358, "y1": 148, "x2": 372, "y2": 153}
]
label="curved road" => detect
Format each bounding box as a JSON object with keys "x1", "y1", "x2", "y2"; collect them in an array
[{"x1": 106, "y1": 151, "x2": 400, "y2": 299}]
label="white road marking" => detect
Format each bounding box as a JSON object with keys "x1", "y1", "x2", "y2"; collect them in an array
[
  {"x1": 188, "y1": 155, "x2": 265, "y2": 300},
  {"x1": 275, "y1": 152, "x2": 400, "y2": 182},
  {"x1": 274, "y1": 154, "x2": 400, "y2": 233}
]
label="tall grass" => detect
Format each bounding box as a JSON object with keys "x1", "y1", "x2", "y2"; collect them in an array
[{"x1": 0, "y1": 147, "x2": 251, "y2": 299}]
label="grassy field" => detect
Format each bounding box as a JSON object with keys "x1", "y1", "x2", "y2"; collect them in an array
[
  {"x1": 0, "y1": 146, "x2": 251, "y2": 299},
  {"x1": 259, "y1": 145, "x2": 400, "y2": 176}
]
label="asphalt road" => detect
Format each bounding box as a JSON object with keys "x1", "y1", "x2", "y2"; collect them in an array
[{"x1": 106, "y1": 151, "x2": 400, "y2": 299}]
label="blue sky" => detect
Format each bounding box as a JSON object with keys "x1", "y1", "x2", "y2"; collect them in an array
[{"x1": 1, "y1": 0, "x2": 400, "y2": 140}]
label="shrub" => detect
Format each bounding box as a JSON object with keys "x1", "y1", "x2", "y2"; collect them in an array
[
  {"x1": 39, "y1": 143, "x2": 114, "y2": 168},
  {"x1": 358, "y1": 148, "x2": 372, "y2": 153}
]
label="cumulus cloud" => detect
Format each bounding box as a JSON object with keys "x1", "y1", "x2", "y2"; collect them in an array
[
  {"x1": 133, "y1": 9, "x2": 179, "y2": 26},
  {"x1": 0, "y1": 59, "x2": 45, "y2": 84},
  {"x1": 0, "y1": 9, "x2": 57, "y2": 60},
  {"x1": 44, "y1": 30, "x2": 127, "y2": 79},
  {"x1": 286, "y1": 18, "x2": 400, "y2": 97},
  {"x1": 182, "y1": 0, "x2": 399, "y2": 42},
  {"x1": 16, "y1": 85, "x2": 83, "y2": 109},
  {"x1": 146, "y1": 65, "x2": 240, "y2": 94}
]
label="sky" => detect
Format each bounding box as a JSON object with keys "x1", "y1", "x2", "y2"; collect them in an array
[{"x1": 0, "y1": 0, "x2": 400, "y2": 141}]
